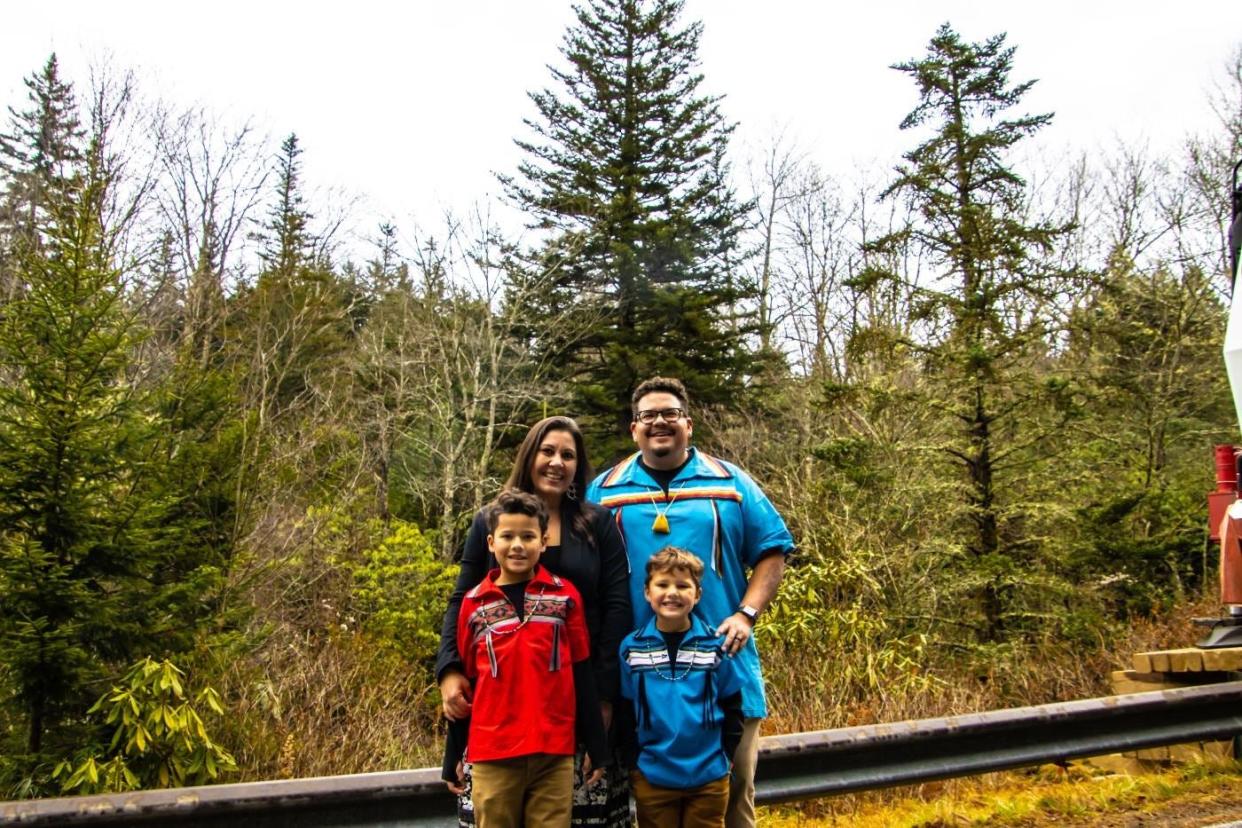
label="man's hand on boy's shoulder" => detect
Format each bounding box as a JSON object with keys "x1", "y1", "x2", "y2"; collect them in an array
[{"x1": 716, "y1": 610, "x2": 753, "y2": 656}]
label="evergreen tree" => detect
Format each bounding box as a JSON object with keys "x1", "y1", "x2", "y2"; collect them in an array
[
  {"x1": 0, "y1": 60, "x2": 249, "y2": 792},
  {"x1": 366, "y1": 222, "x2": 405, "y2": 292},
  {"x1": 872, "y1": 24, "x2": 1074, "y2": 643},
  {"x1": 235, "y1": 132, "x2": 350, "y2": 420},
  {"x1": 0, "y1": 54, "x2": 86, "y2": 298},
  {"x1": 0, "y1": 148, "x2": 154, "y2": 761},
  {"x1": 259, "y1": 133, "x2": 314, "y2": 276},
  {"x1": 1064, "y1": 253, "x2": 1231, "y2": 616},
  {"x1": 504, "y1": 0, "x2": 757, "y2": 452}
]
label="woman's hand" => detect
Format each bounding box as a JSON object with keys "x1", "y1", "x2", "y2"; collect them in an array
[
  {"x1": 582, "y1": 754, "x2": 605, "y2": 787},
  {"x1": 439, "y1": 670, "x2": 472, "y2": 720},
  {"x1": 599, "y1": 700, "x2": 613, "y2": 733},
  {"x1": 446, "y1": 761, "x2": 466, "y2": 795}
]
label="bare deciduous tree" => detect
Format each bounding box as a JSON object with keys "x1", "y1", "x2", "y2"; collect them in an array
[
  {"x1": 155, "y1": 108, "x2": 268, "y2": 365},
  {"x1": 356, "y1": 212, "x2": 598, "y2": 558},
  {"x1": 747, "y1": 130, "x2": 806, "y2": 353}
]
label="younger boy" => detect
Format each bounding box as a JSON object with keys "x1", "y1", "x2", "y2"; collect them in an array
[
  {"x1": 619, "y1": 547, "x2": 745, "y2": 828},
  {"x1": 443, "y1": 489, "x2": 607, "y2": 828}
]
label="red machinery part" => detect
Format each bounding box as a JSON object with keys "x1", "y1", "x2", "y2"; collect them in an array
[
  {"x1": 1215, "y1": 444, "x2": 1238, "y2": 491},
  {"x1": 1208, "y1": 444, "x2": 1240, "y2": 542}
]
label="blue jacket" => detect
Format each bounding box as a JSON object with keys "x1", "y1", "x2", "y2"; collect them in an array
[
  {"x1": 588, "y1": 448, "x2": 794, "y2": 718},
  {"x1": 619, "y1": 614, "x2": 744, "y2": 789}
]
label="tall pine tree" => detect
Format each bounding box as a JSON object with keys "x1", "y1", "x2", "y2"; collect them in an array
[
  {"x1": 0, "y1": 138, "x2": 157, "y2": 762},
  {"x1": 0, "y1": 54, "x2": 85, "y2": 300},
  {"x1": 872, "y1": 24, "x2": 1074, "y2": 643},
  {"x1": 259, "y1": 133, "x2": 315, "y2": 277},
  {"x1": 235, "y1": 133, "x2": 349, "y2": 421},
  {"x1": 504, "y1": 0, "x2": 757, "y2": 453}
]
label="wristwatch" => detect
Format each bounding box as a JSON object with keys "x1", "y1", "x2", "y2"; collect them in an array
[{"x1": 737, "y1": 604, "x2": 760, "y2": 624}]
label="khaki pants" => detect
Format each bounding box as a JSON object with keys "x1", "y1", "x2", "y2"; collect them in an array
[
  {"x1": 632, "y1": 770, "x2": 729, "y2": 828},
  {"x1": 471, "y1": 754, "x2": 575, "y2": 828},
  {"x1": 725, "y1": 718, "x2": 762, "y2": 828}
]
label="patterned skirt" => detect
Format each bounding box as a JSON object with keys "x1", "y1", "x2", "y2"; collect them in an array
[{"x1": 456, "y1": 748, "x2": 631, "y2": 827}]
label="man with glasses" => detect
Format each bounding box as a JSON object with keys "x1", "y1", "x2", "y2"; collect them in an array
[{"x1": 586, "y1": 376, "x2": 794, "y2": 828}]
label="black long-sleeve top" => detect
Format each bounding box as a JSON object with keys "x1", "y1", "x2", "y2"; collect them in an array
[{"x1": 436, "y1": 500, "x2": 632, "y2": 702}]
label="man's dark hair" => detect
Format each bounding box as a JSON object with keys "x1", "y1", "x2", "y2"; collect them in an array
[
  {"x1": 631, "y1": 376, "x2": 689, "y2": 416},
  {"x1": 485, "y1": 489, "x2": 549, "y2": 533}
]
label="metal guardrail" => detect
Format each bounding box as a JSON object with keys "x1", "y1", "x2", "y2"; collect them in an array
[
  {"x1": 4, "y1": 681, "x2": 1242, "y2": 826},
  {"x1": 1, "y1": 768, "x2": 457, "y2": 827},
  {"x1": 754, "y1": 679, "x2": 1242, "y2": 804}
]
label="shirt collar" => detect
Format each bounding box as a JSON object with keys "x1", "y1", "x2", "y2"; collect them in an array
[
  {"x1": 600, "y1": 447, "x2": 732, "y2": 488},
  {"x1": 635, "y1": 611, "x2": 717, "y2": 643},
  {"x1": 468, "y1": 563, "x2": 562, "y2": 599}
]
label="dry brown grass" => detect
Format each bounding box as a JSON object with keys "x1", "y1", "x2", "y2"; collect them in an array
[
  {"x1": 215, "y1": 628, "x2": 442, "y2": 781},
  {"x1": 761, "y1": 631, "x2": 1119, "y2": 740},
  {"x1": 1109, "y1": 593, "x2": 1219, "y2": 667},
  {"x1": 205, "y1": 494, "x2": 448, "y2": 780}
]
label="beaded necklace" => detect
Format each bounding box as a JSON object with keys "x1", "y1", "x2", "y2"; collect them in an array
[
  {"x1": 486, "y1": 589, "x2": 545, "y2": 636},
  {"x1": 652, "y1": 628, "x2": 695, "y2": 681},
  {"x1": 652, "y1": 653, "x2": 694, "y2": 681}
]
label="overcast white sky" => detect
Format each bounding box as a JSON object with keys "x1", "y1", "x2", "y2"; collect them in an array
[{"x1": 3, "y1": 1, "x2": 1241, "y2": 248}]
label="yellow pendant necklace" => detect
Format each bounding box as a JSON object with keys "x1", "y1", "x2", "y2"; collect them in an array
[{"x1": 651, "y1": 487, "x2": 681, "y2": 534}]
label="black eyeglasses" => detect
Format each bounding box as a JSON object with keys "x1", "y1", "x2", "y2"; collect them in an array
[{"x1": 635, "y1": 408, "x2": 686, "y2": 425}]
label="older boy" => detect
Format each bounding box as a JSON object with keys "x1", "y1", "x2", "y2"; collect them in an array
[
  {"x1": 443, "y1": 490, "x2": 607, "y2": 828},
  {"x1": 619, "y1": 547, "x2": 745, "y2": 828}
]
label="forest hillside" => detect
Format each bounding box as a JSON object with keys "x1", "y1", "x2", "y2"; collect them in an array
[{"x1": 1, "y1": 0, "x2": 1239, "y2": 797}]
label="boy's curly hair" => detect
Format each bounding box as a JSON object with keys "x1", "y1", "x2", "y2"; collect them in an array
[{"x1": 645, "y1": 546, "x2": 704, "y2": 587}]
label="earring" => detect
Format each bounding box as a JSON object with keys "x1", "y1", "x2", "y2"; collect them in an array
[{"x1": 566, "y1": 483, "x2": 578, "y2": 501}]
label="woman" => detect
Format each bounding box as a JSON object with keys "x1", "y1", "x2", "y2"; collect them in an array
[{"x1": 436, "y1": 416, "x2": 632, "y2": 828}]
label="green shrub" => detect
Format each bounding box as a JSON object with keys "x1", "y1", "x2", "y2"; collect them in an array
[
  {"x1": 351, "y1": 520, "x2": 459, "y2": 665},
  {"x1": 53, "y1": 657, "x2": 236, "y2": 794}
]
